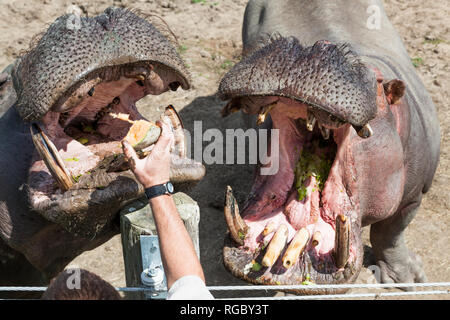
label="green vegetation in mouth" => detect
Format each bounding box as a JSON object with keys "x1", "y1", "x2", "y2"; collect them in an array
[
  {"x1": 72, "y1": 174, "x2": 82, "y2": 183},
  {"x1": 65, "y1": 157, "x2": 79, "y2": 162},
  {"x1": 82, "y1": 125, "x2": 95, "y2": 134},
  {"x1": 77, "y1": 137, "x2": 89, "y2": 145},
  {"x1": 301, "y1": 273, "x2": 315, "y2": 285},
  {"x1": 294, "y1": 144, "x2": 334, "y2": 201},
  {"x1": 251, "y1": 261, "x2": 262, "y2": 272}
]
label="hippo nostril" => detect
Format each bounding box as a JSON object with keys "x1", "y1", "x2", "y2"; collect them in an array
[
  {"x1": 169, "y1": 82, "x2": 181, "y2": 91},
  {"x1": 136, "y1": 80, "x2": 145, "y2": 87}
]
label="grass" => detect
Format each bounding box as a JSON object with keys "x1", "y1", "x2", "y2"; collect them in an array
[
  {"x1": 423, "y1": 38, "x2": 444, "y2": 45},
  {"x1": 411, "y1": 57, "x2": 424, "y2": 68},
  {"x1": 220, "y1": 59, "x2": 234, "y2": 69},
  {"x1": 191, "y1": 0, "x2": 206, "y2": 3},
  {"x1": 178, "y1": 44, "x2": 188, "y2": 53}
]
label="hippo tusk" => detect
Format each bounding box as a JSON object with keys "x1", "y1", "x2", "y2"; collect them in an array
[
  {"x1": 262, "y1": 224, "x2": 288, "y2": 268},
  {"x1": 30, "y1": 123, "x2": 74, "y2": 191},
  {"x1": 354, "y1": 123, "x2": 373, "y2": 139},
  {"x1": 228, "y1": 186, "x2": 248, "y2": 235},
  {"x1": 318, "y1": 123, "x2": 330, "y2": 140},
  {"x1": 282, "y1": 227, "x2": 310, "y2": 269},
  {"x1": 262, "y1": 220, "x2": 277, "y2": 236},
  {"x1": 334, "y1": 214, "x2": 350, "y2": 269},
  {"x1": 306, "y1": 110, "x2": 316, "y2": 131},
  {"x1": 256, "y1": 102, "x2": 277, "y2": 126},
  {"x1": 227, "y1": 186, "x2": 248, "y2": 233},
  {"x1": 224, "y1": 185, "x2": 247, "y2": 245},
  {"x1": 311, "y1": 231, "x2": 322, "y2": 247},
  {"x1": 164, "y1": 105, "x2": 186, "y2": 158}
]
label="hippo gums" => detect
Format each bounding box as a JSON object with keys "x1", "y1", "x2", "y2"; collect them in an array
[
  {"x1": 218, "y1": 0, "x2": 440, "y2": 292},
  {"x1": 0, "y1": 7, "x2": 204, "y2": 286}
]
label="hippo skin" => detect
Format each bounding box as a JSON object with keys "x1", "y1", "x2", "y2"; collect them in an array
[
  {"x1": 218, "y1": 0, "x2": 440, "y2": 293},
  {"x1": 0, "y1": 7, "x2": 204, "y2": 288}
]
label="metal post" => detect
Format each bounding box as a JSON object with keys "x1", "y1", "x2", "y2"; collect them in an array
[
  {"x1": 139, "y1": 235, "x2": 167, "y2": 299},
  {"x1": 120, "y1": 192, "x2": 200, "y2": 300}
]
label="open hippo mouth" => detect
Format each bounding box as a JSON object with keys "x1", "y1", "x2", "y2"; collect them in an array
[
  {"x1": 11, "y1": 7, "x2": 205, "y2": 238},
  {"x1": 218, "y1": 36, "x2": 378, "y2": 293}
]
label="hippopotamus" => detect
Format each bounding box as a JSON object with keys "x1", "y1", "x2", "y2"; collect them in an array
[
  {"x1": 0, "y1": 7, "x2": 204, "y2": 287},
  {"x1": 218, "y1": 0, "x2": 440, "y2": 293}
]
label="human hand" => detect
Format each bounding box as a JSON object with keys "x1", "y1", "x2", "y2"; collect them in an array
[{"x1": 122, "y1": 116, "x2": 174, "y2": 188}]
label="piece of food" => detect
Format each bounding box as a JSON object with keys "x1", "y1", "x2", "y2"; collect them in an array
[{"x1": 123, "y1": 119, "x2": 161, "y2": 151}]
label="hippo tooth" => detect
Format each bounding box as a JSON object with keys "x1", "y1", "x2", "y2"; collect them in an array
[
  {"x1": 224, "y1": 185, "x2": 247, "y2": 245},
  {"x1": 30, "y1": 123, "x2": 74, "y2": 191},
  {"x1": 256, "y1": 102, "x2": 277, "y2": 126},
  {"x1": 306, "y1": 110, "x2": 316, "y2": 131},
  {"x1": 311, "y1": 231, "x2": 322, "y2": 247},
  {"x1": 334, "y1": 214, "x2": 350, "y2": 269},
  {"x1": 282, "y1": 227, "x2": 310, "y2": 269},
  {"x1": 354, "y1": 123, "x2": 373, "y2": 139},
  {"x1": 262, "y1": 224, "x2": 288, "y2": 268},
  {"x1": 318, "y1": 123, "x2": 330, "y2": 140},
  {"x1": 87, "y1": 86, "x2": 95, "y2": 97},
  {"x1": 164, "y1": 105, "x2": 187, "y2": 158},
  {"x1": 262, "y1": 220, "x2": 277, "y2": 236}
]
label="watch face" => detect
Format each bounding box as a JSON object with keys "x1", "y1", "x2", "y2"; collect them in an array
[{"x1": 166, "y1": 182, "x2": 174, "y2": 193}]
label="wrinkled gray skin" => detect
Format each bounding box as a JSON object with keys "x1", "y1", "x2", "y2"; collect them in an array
[
  {"x1": 220, "y1": 0, "x2": 440, "y2": 286},
  {"x1": 0, "y1": 7, "x2": 203, "y2": 291}
]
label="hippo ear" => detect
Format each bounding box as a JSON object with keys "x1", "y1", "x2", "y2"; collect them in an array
[{"x1": 383, "y1": 79, "x2": 406, "y2": 105}]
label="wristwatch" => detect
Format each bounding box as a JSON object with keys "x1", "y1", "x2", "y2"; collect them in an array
[{"x1": 144, "y1": 181, "x2": 175, "y2": 200}]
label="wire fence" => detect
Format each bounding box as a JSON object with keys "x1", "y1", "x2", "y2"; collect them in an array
[{"x1": 1, "y1": 282, "x2": 449, "y2": 300}]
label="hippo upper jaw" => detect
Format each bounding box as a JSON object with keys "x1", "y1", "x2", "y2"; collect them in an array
[{"x1": 12, "y1": 8, "x2": 205, "y2": 238}]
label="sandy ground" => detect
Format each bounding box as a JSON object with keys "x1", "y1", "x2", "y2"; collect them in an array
[{"x1": 0, "y1": 0, "x2": 448, "y2": 299}]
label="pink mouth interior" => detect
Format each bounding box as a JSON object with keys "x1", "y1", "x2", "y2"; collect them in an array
[
  {"x1": 28, "y1": 77, "x2": 151, "y2": 206},
  {"x1": 240, "y1": 99, "x2": 357, "y2": 265}
]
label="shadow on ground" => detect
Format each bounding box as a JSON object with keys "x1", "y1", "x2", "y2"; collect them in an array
[{"x1": 178, "y1": 94, "x2": 276, "y2": 298}]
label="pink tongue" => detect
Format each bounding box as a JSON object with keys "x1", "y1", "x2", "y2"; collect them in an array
[{"x1": 284, "y1": 175, "x2": 321, "y2": 230}]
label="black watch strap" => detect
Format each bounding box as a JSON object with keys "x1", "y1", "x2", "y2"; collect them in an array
[{"x1": 145, "y1": 182, "x2": 174, "y2": 200}]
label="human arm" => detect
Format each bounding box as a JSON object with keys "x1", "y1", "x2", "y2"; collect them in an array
[{"x1": 121, "y1": 117, "x2": 205, "y2": 289}]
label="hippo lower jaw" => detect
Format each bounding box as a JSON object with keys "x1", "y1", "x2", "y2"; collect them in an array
[
  {"x1": 223, "y1": 96, "x2": 364, "y2": 293},
  {"x1": 25, "y1": 63, "x2": 204, "y2": 238}
]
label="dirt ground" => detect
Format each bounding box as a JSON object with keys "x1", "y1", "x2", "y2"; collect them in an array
[{"x1": 0, "y1": 0, "x2": 448, "y2": 299}]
